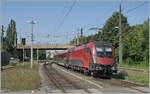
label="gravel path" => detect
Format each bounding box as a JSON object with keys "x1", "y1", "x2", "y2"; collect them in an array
[{"x1": 39, "y1": 63, "x2": 51, "y2": 93}]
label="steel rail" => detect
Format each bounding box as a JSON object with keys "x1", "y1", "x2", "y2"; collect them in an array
[
  {"x1": 52, "y1": 65, "x2": 91, "y2": 93},
  {"x1": 43, "y1": 64, "x2": 66, "y2": 93},
  {"x1": 44, "y1": 64, "x2": 91, "y2": 93},
  {"x1": 56, "y1": 62, "x2": 148, "y2": 93}
]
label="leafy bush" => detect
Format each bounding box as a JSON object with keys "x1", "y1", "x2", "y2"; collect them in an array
[
  {"x1": 1, "y1": 51, "x2": 11, "y2": 66},
  {"x1": 9, "y1": 58, "x2": 19, "y2": 66},
  {"x1": 113, "y1": 71, "x2": 128, "y2": 79}
]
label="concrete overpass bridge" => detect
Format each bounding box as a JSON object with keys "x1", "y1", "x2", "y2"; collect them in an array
[
  {"x1": 16, "y1": 44, "x2": 75, "y2": 61},
  {"x1": 17, "y1": 44, "x2": 75, "y2": 50}
]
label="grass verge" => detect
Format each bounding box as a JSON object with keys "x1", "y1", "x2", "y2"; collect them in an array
[
  {"x1": 1, "y1": 62, "x2": 40, "y2": 91},
  {"x1": 118, "y1": 63, "x2": 149, "y2": 70},
  {"x1": 117, "y1": 63, "x2": 149, "y2": 86},
  {"x1": 113, "y1": 71, "x2": 149, "y2": 86},
  {"x1": 127, "y1": 74, "x2": 149, "y2": 86}
]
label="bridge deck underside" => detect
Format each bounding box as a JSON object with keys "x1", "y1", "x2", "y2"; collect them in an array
[
  {"x1": 17, "y1": 48, "x2": 68, "y2": 50},
  {"x1": 17, "y1": 44, "x2": 75, "y2": 50}
]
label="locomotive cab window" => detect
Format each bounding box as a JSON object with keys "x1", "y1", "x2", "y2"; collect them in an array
[
  {"x1": 96, "y1": 47, "x2": 104, "y2": 56},
  {"x1": 105, "y1": 48, "x2": 112, "y2": 57},
  {"x1": 96, "y1": 46, "x2": 112, "y2": 57}
]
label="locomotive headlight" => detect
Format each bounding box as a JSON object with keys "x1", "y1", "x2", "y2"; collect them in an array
[
  {"x1": 111, "y1": 64, "x2": 118, "y2": 73},
  {"x1": 96, "y1": 67, "x2": 98, "y2": 70},
  {"x1": 96, "y1": 66, "x2": 102, "y2": 70},
  {"x1": 111, "y1": 66, "x2": 115, "y2": 70},
  {"x1": 99, "y1": 66, "x2": 102, "y2": 70}
]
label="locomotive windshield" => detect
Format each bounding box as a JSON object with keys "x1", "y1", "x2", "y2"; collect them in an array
[{"x1": 96, "y1": 47, "x2": 112, "y2": 57}]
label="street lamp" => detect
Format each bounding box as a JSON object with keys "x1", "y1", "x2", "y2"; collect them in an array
[
  {"x1": 27, "y1": 20, "x2": 37, "y2": 69},
  {"x1": 89, "y1": 27, "x2": 102, "y2": 31},
  {"x1": 37, "y1": 42, "x2": 40, "y2": 63},
  {"x1": 89, "y1": 27, "x2": 103, "y2": 41},
  {"x1": 115, "y1": 26, "x2": 119, "y2": 29}
]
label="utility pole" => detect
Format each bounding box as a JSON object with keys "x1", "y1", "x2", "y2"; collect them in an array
[
  {"x1": 37, "y1": 47, "x2": 38, "y2": 63},
  {"x1": 77, "y1": 32, "x2": 80, "y2": 45},
  {"x1": 77, "y1": 28, "x2": 83, "y2": 45},
  {"x1": 1, "y1": 25, "x2": 4, "y2": 50},
  {"x1": 119, "y1": 4, "x2": 123, "y2": 64},
  {"x1": 74, "y1": 36, "x2": 76, "y2": 46},
  {"x1": 75, "y1": 35, "x2": 78, "y2": 46},
  {"x1": 23, "y1": 46, "x2": 24, "y2": 64},
  {"x1": 21, "y1": 38, "x2": 26, "y2": 65},
  {"x1": 80, "y1": 28, "x2": 83, "y2": 44},
  {"x1": 28, "y1": 20, "x2": 36, "y2": 69}
]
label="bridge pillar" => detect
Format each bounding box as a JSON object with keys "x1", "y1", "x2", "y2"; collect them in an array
[{"x1": 37, "y1": 48, "x2": 39, "y2": 63}]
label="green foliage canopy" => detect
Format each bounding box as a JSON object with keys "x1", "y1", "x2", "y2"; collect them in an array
[
  {"x1": 4, "y1": 19, "x2": 17, "y2": 55},
  {"x1": 69, "y1": 11, "x2": 148, "y2": 66}
]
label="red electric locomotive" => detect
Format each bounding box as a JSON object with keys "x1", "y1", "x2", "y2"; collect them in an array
[{"x1": 57, "y1": 41, "x2": 117, "y2": 77}]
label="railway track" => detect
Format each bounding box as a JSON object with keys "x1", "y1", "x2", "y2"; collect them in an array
[
  {"x1": 55, "y1": 63, "x2": 148, "y2": 93},
  {"x1": 95, "y1": 78, "x2": 148, "y2": 93},
  {"x1": 43, "y1": 64, "x2": 91, "y2": 93}
]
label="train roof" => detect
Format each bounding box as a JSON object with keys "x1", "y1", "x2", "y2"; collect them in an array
[
  {"x1": 68, "y1": 41, "x2": 113, "y2": 52},
  {"x1": 93, "y1": 41, "x2": 112, "y2": 46},
  {"x1": 67, "y1": 44, "x2": 85, "y2": 52}
]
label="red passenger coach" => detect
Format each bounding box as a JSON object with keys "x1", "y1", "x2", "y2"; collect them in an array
[{"x1": 57, "y1": 41, "x2": 117, "y2": 77}]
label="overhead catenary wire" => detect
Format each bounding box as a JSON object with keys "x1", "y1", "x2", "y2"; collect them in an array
[
  {"x1": 118, "y1": 2, "x2": 148, "y2": 36},
  {"x1": 48, "y1": 0, "x2": 77, "y2": 44},
  {"x1": 52, "y1": 1, "x2": 147, "y2": 44},
  {"x1": 55, "y1": 0, "x2": 77, "y2": 33},
  {"x1": 95, "y1": 1, "x2": 148, "y2": 35},
  {"x1": 94, "y1": 1, "x2": 148, "y2": 30},
  {"x1": 124, "y1": 1, "x2": 148, "y2": 14}
]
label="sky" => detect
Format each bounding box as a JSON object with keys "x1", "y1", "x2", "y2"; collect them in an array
[{"x1": 2, "y1": 0, "x2": 149, "y2": 44}]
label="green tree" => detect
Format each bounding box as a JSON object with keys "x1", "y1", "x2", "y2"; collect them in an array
[
  {"x1": 101, "y1": 12, "x2": 129, "y2": 48},
  {"x1": 1, "y1": 25, "x2": 5, "y2": 50},
  {"x1": 123, "y1": 19, "x2": 149, "y2": 65},
  {"x1": 38, "y1": 50, "x2": 46, "y2": 60},
  {"x1": 69, "y1": 12, "x2": 148, "y2": 67},
  {"x1": 142, "y1": 20, "x2": 149, "y2": 65},
  {"x1": 4, "y1": 19, "x2": 17, "y2": 55},
  {"x1": 70, "y1": 12, "x2": 129, "y2": 47}
]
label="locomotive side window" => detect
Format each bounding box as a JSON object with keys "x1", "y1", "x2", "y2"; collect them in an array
[{"x1": 85, "y1": 48, "x2": 92, "y2": 55}]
